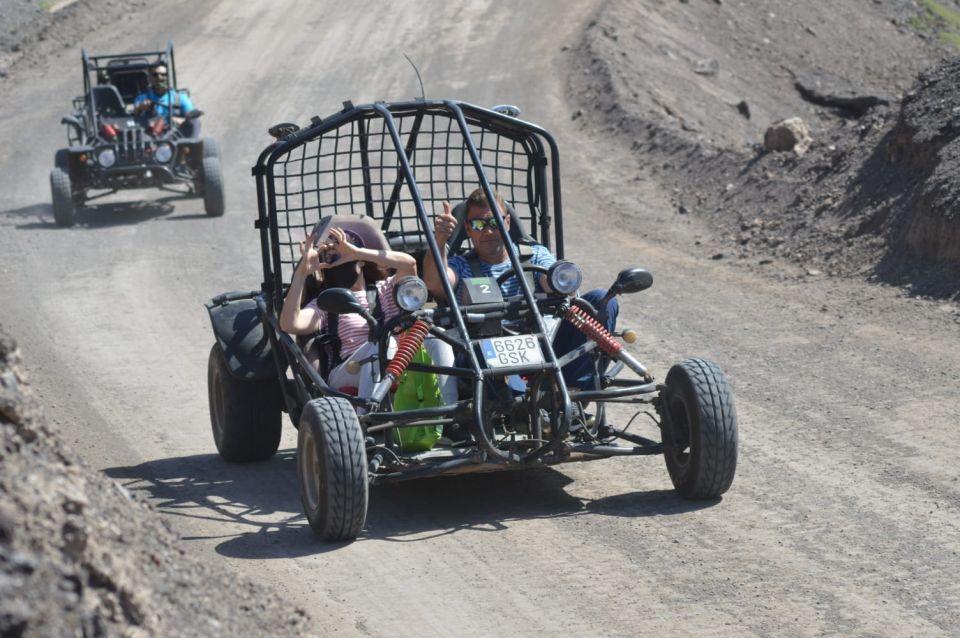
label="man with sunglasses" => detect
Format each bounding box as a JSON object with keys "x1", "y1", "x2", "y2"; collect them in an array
[
  {"x1": 133, "y1": 62, "x2": 200, "y2": 138},
  {"x1": 425, "y1": 187, "x2": 619, "y2": 390},
  {"x1": 425, "y1": 187, "x2": 556, "y2": 301}
]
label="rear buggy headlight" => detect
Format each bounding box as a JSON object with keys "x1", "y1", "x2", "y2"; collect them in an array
[
  {"x1": 548, "y1": 260, "x2": 582, "y2": 295},
  {"x1": 97, "y1": 148, "x2": 116, "y2": 168},
  {"x1": 154, "y1": 143, "x2": 173, "y2": 163},
  {"x1": 393, "y1": 275, "x2": 429, "y2": 312}
]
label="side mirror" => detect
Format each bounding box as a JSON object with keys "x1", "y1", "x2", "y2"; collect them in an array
[
  {"x1": 315, "y1": 288, "x2": 365, "y2": 315},
  {"x1": 610, "y1": 268, "x2": 653, "y2": 295},
  {"x1": 184, "y1": 109, "x2": 204, "y2": 120}
]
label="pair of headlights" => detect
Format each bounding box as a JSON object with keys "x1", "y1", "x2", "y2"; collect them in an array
[
  {"x1": 391, "y1": 260, "x2": 583, "y2": 312},
  {"x1": 95, "y1": 143, "x2": 174, "y2": 168}
]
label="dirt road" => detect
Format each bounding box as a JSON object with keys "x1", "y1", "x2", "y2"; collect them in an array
[{"x1": 2, "y1": 1, "x2": 959, "y2": 636}]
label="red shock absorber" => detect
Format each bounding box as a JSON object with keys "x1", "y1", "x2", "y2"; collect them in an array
[
  {"x1": 564, "y1": 305, "x2": 622, "y2": 356},
  {"x1": 385, "y1": 319, "x2": 431, "y2": 379}
]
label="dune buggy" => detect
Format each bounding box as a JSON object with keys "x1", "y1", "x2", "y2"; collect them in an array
[
  {"x1": 50, "y1": 41, "x2": 224, "y2": 226},
  {"x1": 205, "y1": 100, "x2": 738, "y2": 541}
]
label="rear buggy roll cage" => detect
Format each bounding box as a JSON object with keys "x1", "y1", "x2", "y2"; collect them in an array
[
  {"x1": 79, "y1": 40, "x2": 180, "y2": 140},
  {"x1": 252, "y1": 100, "x2": 577, "y2": 462}
]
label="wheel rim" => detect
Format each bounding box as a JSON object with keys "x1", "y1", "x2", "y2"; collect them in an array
[
  {"x1": 667, "y1": 396, "x2": 692, "y2": 471},
  {"x1": 300, "y1": 426, "x2": 323, "y2": 513}
]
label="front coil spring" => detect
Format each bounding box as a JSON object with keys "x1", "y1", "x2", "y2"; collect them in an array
[
  {"x1": 385, "y1": 319, "x2": 431, "y2": 379},
  {"x1": 564, "y1": 305, "x2": 622, "y2": 357}
]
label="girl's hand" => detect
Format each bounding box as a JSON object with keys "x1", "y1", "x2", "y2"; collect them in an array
[
  {"x1": 297, "y1": 233, "x2": 323, "y2": 274},
  {"x1": 317, "y1": 227, "x2": 361, "y2": 269}
]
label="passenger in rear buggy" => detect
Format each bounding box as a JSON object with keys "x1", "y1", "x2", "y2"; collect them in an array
[{"x1": 279, "y1": 224, "x2": 456, "y2": 408}]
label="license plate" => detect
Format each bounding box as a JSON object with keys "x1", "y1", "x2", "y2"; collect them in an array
[{"x1": 480, "y1": 335, "x2": 544, "y2": 369}]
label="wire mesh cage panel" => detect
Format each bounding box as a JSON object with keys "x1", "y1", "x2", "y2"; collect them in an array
[{"x1": 265, "y1": 105, "x2": 550, "y2": 285}]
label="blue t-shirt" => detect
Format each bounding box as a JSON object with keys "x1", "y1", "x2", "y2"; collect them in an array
[
  {"x1": 449, "y1": 243, "x2": 556, "y2": 299},
  {"x1": 134, "y1": 88, "x2": 194, "y2": 117}
]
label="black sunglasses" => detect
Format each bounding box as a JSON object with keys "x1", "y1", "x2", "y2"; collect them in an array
[{"x1": 467, "y1": 218, "x2": 499, "y2": 232}]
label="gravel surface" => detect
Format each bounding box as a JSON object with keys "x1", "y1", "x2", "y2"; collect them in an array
[{"x1": 2, "y1": 0, "x2": 960, "y2": 636}]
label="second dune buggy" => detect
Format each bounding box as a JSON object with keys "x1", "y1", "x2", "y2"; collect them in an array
[
  {"x1": 205, "y1": 99, "x2": 738, "y2": 540},
  {"x1": 51, "y1": 42, "x2": 224, "y2": 226}
]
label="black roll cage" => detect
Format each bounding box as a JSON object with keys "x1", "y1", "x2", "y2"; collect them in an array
[
  {"x1": 79, "y1": 40, "x2": 180, "y2": 138},
  {"x1": 252, "y1": 100, "x2": 582, "y2": 462}
]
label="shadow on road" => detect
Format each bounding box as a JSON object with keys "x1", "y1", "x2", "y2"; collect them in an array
[
  {"x1": 2, "y1": 195, "x2": 207, "y2": 229},
  {"x1": 104, "y1": 450, "x2": 717, "y2": 560}
]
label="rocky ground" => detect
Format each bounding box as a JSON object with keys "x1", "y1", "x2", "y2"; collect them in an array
[
  {"x1": 0, "y1": 328, "x2": 314, "y2": 637},
  {"x1": 0, "y1": 0, "x2": 150, "y2": 82},
  {"x1": 570, "y1": 0, "x2": 960, "y2": 300}
]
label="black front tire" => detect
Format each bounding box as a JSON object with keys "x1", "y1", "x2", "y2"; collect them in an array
[
  {"x1": 202, "y1": 137, "x2": 220, "y2": 160},
  {"x1": 662, "y1": 358, "x2": 738, "y2": 499},
  {"x1": 297, "y1": 397, "x2": 368, "y2": 541},
  {"x1": 202, "y1": 156, "x2": 225, "y2": 216},
  {"x1": 207, "y1": 343, "x2": 282, "y2": 462},
  {"x1": 50, "y1": 167, "x2": 76, "y2": 227}
]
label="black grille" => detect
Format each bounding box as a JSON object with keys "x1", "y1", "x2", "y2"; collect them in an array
[{"x1": 118, "y1": 126, "x2": 146, "y2": 162}]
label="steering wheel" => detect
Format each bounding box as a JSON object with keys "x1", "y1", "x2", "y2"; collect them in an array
[{"x1": 495, "y1": 263, "x2": 550, "y2": 291}]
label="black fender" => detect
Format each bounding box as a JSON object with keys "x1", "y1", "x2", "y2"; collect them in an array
[{"x1": 205, "y1": 291, "x2": 277, "y2": 381}]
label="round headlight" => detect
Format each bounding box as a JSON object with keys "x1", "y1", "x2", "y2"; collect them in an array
[
  {"x1": 393, "y1": 275, "x2": 429, "y2": 312},
  {"x1": 97, "y1": 148, "x2": 116, "y2": 168},
  {"x1": 154, "y1": 143, "x2": 173, "y2": 163},
  {"x1": 548, "y1": 260, "x2": 583, "y2": 295}
]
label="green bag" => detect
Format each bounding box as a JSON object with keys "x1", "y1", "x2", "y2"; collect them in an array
[{"x1": 390, "y1": 345, "x2": 443, "y2": 452}]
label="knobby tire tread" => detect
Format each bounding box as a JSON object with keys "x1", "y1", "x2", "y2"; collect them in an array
[
  {"x1": 687, "y1": 358, "x2": 737, "y2": 497},
  {"x1": 302, "y1": 397, "x2": 367, "y2": 540},
  {"x1": 666, "y1": 358, "x2": 738, "y2": 499},
  {"x1": 50, "y1": 167, "x2": 75, "y2": 227},
  {"x1": 208, "y1": 343, "x2": 281, "y2": 462}
]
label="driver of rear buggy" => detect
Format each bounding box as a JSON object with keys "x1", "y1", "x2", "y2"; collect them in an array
[
  {"x1": 132, "y1": 62, "x2": 200, "y2": 138},
  {"x1": 279, "y1": 224, "x2": 456, "y2": 409},
  {"x1": 424, "y1": 187, "x2": 619, "y2": 390}
]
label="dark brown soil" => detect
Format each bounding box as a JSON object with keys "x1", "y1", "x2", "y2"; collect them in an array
[
  {"x1": 570, "y1": 0, "x2": 960, "y2": 300},
  {"x1": 0, "y1": 328, "x2": 313, "y2": 637}
]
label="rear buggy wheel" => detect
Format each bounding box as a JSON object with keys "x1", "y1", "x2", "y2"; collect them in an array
[
  {"x1": 201, "y1": 155, "x2": 225, "y2": 217},
  {"x1": 50, "y1": 167, "x2": 76, "y2": 227},
  {"x1": 297, "y1": 397, "x2": 368, "y2": 541},
  {"x1": 54, "y1": 149, "x2": 69, "y2": 169},
  {"x1": 207, "y1": 342, "x2": 282, "y2": 462},
  {"x1": 662, "y1": 358, "x2": 737, "y2": 499}
]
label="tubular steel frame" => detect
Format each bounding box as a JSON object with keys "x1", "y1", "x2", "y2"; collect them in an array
[{"x1": 252, "y1": 100, "x2": 658, "y2": 472}]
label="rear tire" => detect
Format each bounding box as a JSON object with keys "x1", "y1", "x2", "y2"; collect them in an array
[
  {"x1": 54, "y1": 148, "x2": 69, "y2": 169},
  {"x1": 297, "y1": 397, "x2": 368, "y2": 541},
  {"x1": 662, "y1": 358, "x2": 738, "y2": 499},
  {"x1": 202, "y1": 155, "x2": 225, "y2": 216},
  {"x1": 50, "y1": 167, "x2": 76, "y2": 227},
  {"x1": 207, "y1": 343, "x2": 282, "y2": 462}
]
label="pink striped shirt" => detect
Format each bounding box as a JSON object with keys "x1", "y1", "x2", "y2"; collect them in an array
[{"x1": 306, "y1": 277, "x2": 401, "y2": 359}]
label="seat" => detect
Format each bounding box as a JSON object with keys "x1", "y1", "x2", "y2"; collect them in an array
[
  {"x1": 447, "y1": 199, "x2": 535, "y2": 255},
  {"x1": 90, "y1": 85, "x2": 126, "y2": 118},
  {"x1": 107, "y1": 68, "x2": 151, "y2": 103}
]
